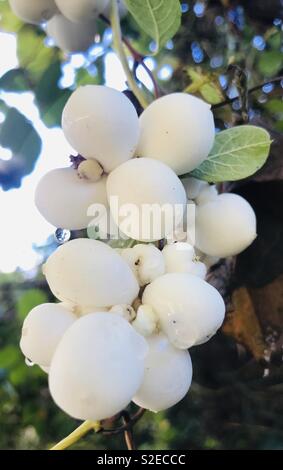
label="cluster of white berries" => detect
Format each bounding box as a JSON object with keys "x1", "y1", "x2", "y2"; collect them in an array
[
  {"x1": 9, "y1": 0, "x2": 127, "y2": 52},
  {"x1": 20, "y1": 238, "x2": 225, "y2": 418},
  {"x1": 20, "y1": 83, "x2": 257, "y2": 421}
]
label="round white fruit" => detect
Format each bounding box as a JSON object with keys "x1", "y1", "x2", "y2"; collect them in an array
[
  {"x1": 143, "y1": 273, "x2": 225, "y2": 349},
  {"x1": 162, "y1": 242, "x2": 207, "y2": 278},
  {"x1": 109, "y1": 304, "x2": 136, "y2": 322},
  {"x1": 181, "y1": 177, "x2": 208, "y2": 201},
  {"x1": 46, "y1": 14, "x2": 95, "y2": 52},
  {"x1": 137, "y1": 93, "x2": 215, "y2": 175},
  {"x1": 195, "y1": 184, "x2": 218, "y2": 205},
  {"x1": 62, "y1": 86, "x2": 140, "y2": 172},
  {"x1": 35, "y1": 167, "x2": 108, "y2": 230},
  {"x1": 133, "y1": 334, "x2": 192, "y2": 412},
  {"x1": 9, "y1": 0, "x2": 58, "y2": 24},
  {"x1": 120, "y1": 244, "x2": 165, "y2": 286},
  {"x1": 49, "y1": 313, "x2": 148, "y2": 421},
  {"x1": 20, "y1": 303, "x2": 76, "y2": 367},
  {"x1": 55, "y1": 0, "x2": 108, "y2": 23},
  {"x1": 195, "y1": 193, "x2": 257, "y2": 258},
  {"x1": 107, "y1": 158, "x2": 186, "y2": 241},
  {"x1": 44, "y1": 238, "x2": 139, "y2": 308},
  {"x1": 132, "y1": 305, "x2": 158, "y2": 337},
  {"x1": 162, "y1": 242, "x2": 194, "y2": 271}
]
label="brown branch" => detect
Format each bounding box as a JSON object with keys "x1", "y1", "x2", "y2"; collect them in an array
[
  {"x1": 121, "y1": 411, "x2": 136, "y2": 450},
  {"x1": 212, "y1": 75, "x2": 283, "y2": 110},
  {"x1": 99, "y1": 407, "x2": 146, "y2": 436}
]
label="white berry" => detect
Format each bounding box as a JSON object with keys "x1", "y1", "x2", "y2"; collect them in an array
[
  {"x1": 35, "y1": 167, "x2": 108, "y2": 230},
  {"x1": 195, "y1": 193, "x2": 257, "y2": 258},
  {"x1": 107, "y1": 158, "x2": 186, "y2": 241},
  {"x1": 109, "y1": 304, "x2": 136, "y2": 322},
  {"x1": 20, "y1": 303, "x2": 76, "y2": 367},
  {"x1": 49, "y1": 313, "x2": 148, "y2": 421},
  {"x1": 143, "y1": 273, "x2": 225, "y2": 349},
  {"x1": 120, "y1": 244, "x2": 165, "y2": 286},
  {"x1": 181, "y1": 177, "x2": 208, "y2": 200},
  {"x1": 62, "y1": 86, "x2": 140, "y2": 172},
  {"x1": 9, "y1": 0, "x2": 58, "y2": 24},
  {"x1": 132, "y1": 304, "x2": 159, "y2": 337},
  {"x1": 44, "y1": 238, "x2": 139, "y2": 308},
  {"x1": 137, "y1": 93, "x2": 215, "y2": 175},
  {"x1": 133, "y1": 334, "x2": 192, "y2": 412},
  {"x1": 77, "y1": 159, "x2": 103, "y2": 182},
  {"x1": 55, "y1": 0, "x2": 108, "y2": 23},
  {"x1": 46, "y1": 14, "x2": 95, "y2": 53}
]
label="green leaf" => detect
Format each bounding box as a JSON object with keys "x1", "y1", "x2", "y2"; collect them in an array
[
  {"x1": 0, "y1": 1, "x2": 23, "y2": 32},
  {"x1": 257, "y1": 51, "x2": 283, "y2": 78},
  {"x1": 124, "y1": 0, "x2": 181, "y2": 52},
  {"x1": 0, "y1": 345, "x2": 21, "y2": 369},
  {"x1": 17, "y1": 26, "x2": 59, "y2": 82},
  {"x1": 0, "y1": 68, "x2": 29, "y2": 92},
  {"x1": 34, "y1": 61, "x2": 72, "y2": 127},
  {"x1": 0, "y1": 105, "x2": 42, "y2": 190},
  {"x1": 17, "y1": 289, "x2": 48, "y2": 321},
  {"x1": 190, "y1": 126, "x2": 272, "y2": 183},
  {"x1": 184, "y1": 69, "x2": 223, "y2": 105}
]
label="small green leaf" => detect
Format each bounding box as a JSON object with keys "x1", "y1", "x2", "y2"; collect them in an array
[
  {"x1": 257, "y1": 50, "x2": 283, "y2": 77},
  {"x1": 184, "y1": 69, "x2": 223, "y2": 105},
  {"x1": 17, "y1": 289, "x2": 48, "y2": 321},
  {"x1": 124, "y1": 0, "x2": 181, "y2": 52},
  {"x1": 0, "y1": 105, "x2": 42, "y2": 190},
  {"x1": 190, "y1": 125, "x2": 272, "y2": 183},
  {"x1": 0, "y1": 68, "x2": 29, "y2": 92}
]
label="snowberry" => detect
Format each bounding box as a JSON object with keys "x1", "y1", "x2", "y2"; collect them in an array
[
  {"x1": 162, "y1": 242, "x2": 207, "y2": 279},
  {"x1": 109, "y1": 304, "x2": 136, "y2": 322},
  {"x1": 106, "y1": 158, "x2": 187, "y2": 241},
  {"x1": 120, "y1": 244, "x2": 165, "y2": 286},
  {"x1": 195, "y1": 184, "x2": 218, "y2": 205},
  {"x1": 44, "y1": 238, "x2": 139, "y2": 308},
  {"x1": 143, "y1": 273, "x2": 225, "y2": 349},
  {"x1": 55, "y1": 0, "x2": 108, "y2": 23},
  {"x1": 35, "y1": 167, "x2": 108, "y2": 230},
  {"x1": 133, "y1": 334, "x2": 192, "y2": 412},
  {"x1": 20, "y1": 303, "x2": 76, "y2": 367},
  {"x1": 137, "y1": 93, "x2": 215, "y2": 175},
  {"x1": 49, "y1": 313, "x2": 148, "y2": 421},
  {"x1": 77, "y1": 159, "x2": 103, "y2": 182},
  {"x1": 181, "y1": 176, "x2": 208, "y2": 200},
  {"x1": 46, "y1": 14, "x2": 95, "y2": 53},
  {"x1": 162, "y1": 242, "x2": 194, "y2": 270},
  {"x1": 132, "y1": 304, "x2": 159, "y2": 337},
  {"x1": 60, "y1": 302, "x2": 109, "y2": 316},
  {"x1": 9, "y1": 0, "x2": 58, "y2": 24},
  {"x1": 62, "y1": 86, "x2": 140, "y2": 172},
  {"x1": 195, "y1": 193, "x2": 257, "y2": 258}
]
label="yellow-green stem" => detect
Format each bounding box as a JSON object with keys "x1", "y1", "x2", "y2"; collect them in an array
[
  {"x1": 50, "y1": 420, "x2": 101, "y2": 451},
  {"x1": 110, "y1": 0, "x2": 149, "y2": 109}
]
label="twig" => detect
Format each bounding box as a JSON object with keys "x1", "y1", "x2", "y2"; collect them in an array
[
  {"x1": 50, "y1": 420, "x2": 101, "y2": 451},
  {"x1": 212, "y1": 75, "x2": 283, "y2": 110},
  {"x1": 100, "y1": 14, "x2": 160, "y2": 99},
  {"x1": 100, "y1": 407, "x2": 146, "y2": 436},
  {"x1": 121, "y1": 411, "x2": 136, "y2": 450},
  {"x1": 109, "y1": 2, "x2": 148, "y2": 108}
]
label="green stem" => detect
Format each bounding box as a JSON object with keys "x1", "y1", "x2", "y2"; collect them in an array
[
  {"x1": 50, "y1": 420, "x2": 101, "y2": 451},
  {"x1": 110, "y1": 0, "x2": 149, "y2": 109}
]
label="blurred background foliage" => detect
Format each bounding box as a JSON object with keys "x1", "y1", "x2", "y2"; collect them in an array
[{"x1": 0, "y1": 0, "x2": 283, "y2": 450}]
